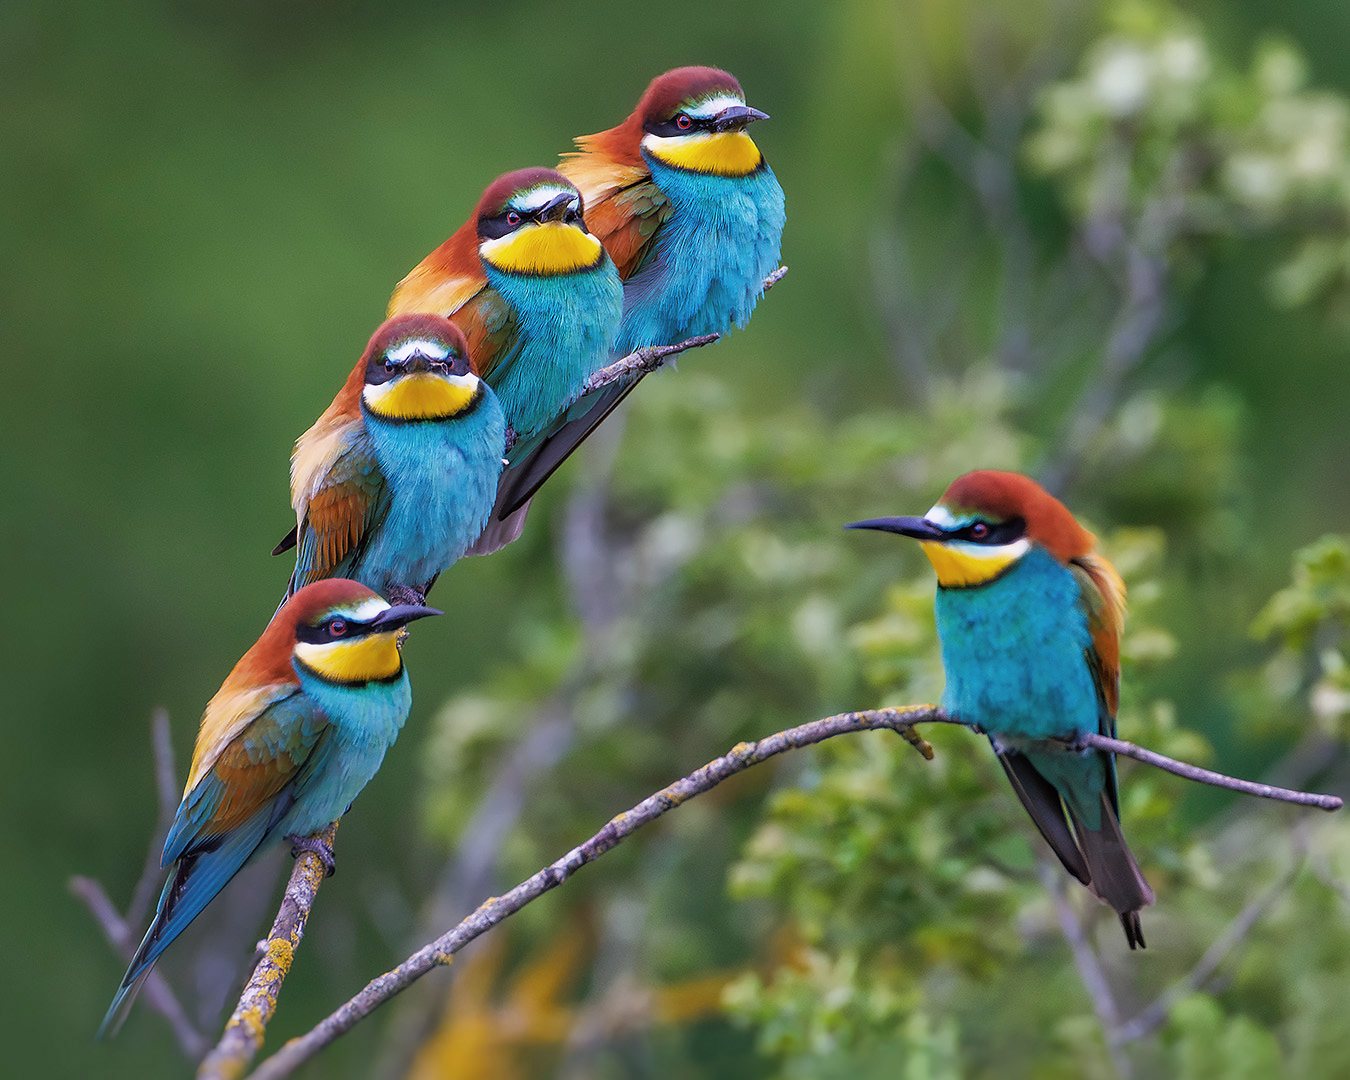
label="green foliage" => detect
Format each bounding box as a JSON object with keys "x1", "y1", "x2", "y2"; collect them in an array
[{"x1": 1028, "y1": 0, "x2": 1350, "y2": 311}]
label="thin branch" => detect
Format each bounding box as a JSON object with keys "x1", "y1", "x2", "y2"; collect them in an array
[
  {"x1": 1038, "y1": 860, "x2": 1133, "y2": 1080},
  {"x1": 197, "y1": 822, "x2": 340, "y2": 1080},
  {"x1": 69, "y1": 875, "x2": 208, "y2": 1059},
  {"x1": 582, "y1": 266, "x2": 789, "y2": 395},
  {"x1": 244, "y1": 706, "x2": 949, "y2": 1079},
  {"x1": 1113, "y1": 843, "x2": 1306, "y2": 1044},
  {"x1": 1077, "y1": 733, "x2": 1344, "y2": 811},
  {"x1": 128, "y1": 708, "x2": 180, "y2": 930}
]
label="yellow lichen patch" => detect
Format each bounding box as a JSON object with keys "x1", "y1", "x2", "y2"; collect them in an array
[
  {"x1": 478, "y1": 221, "x2": 604, "y2": 276},
  {"x1": 294, "y1": 631, "x2": 402, "y2": 685},
  {"x1": 363, "y1": 372, "x2": 479, "y2": 422},
  {"x1": 643, "y1": 131, "x2": 763, "y2": 176},
  {"x1": 919, "y1": 539, "x2": 1026, "y2": 588}
]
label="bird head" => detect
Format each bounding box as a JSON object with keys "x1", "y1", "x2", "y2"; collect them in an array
[
  {"x1": 474, "y1": 167, "x2": 604, "y2": 276},
  {"x1": 635, "y1": 66, "x2": 769, "y2": 177},
  {"x1": 359, "y1": 314, "x2": 483, "y2": 423},
  {"x1": 847, "y1": 470, "x2": 1096, "y2": 588},
  {"x1": 280, "y1": 579, "x2": 441, "y2": 686}
]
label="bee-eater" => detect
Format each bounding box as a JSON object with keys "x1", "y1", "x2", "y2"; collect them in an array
[
  {"x1": 388, "y1": 168, "x2": 623, "y2": 551},
  {"x1": 848, "y1": 470, "x2": 1155, "y2": 948},
  {"x1": 465, "y1": 66, "x2": 788, "y2": 525},
  {"x1": 274, "y1": 313, "x2": 505, "y2": 599},
  {"x1": 100, "y1": 579, "x2": 439, "y2": 1036}
]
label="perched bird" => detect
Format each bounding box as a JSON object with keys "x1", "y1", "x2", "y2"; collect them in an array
[
  {"x1": 468, "y1": 66, "x2": 788, "y2": 524},
  {"x1": 100, "y1": 579, "x2": 439, "y2": 1036},
  {"x1": 389, "y1": 168, "x2": 623, "y2": 551},
  {"x1": 848, "y1": 470, "x2": 1154, "y2": 948},
  {"x1": 274, "y1": 313, "x2": 505, "y2": 600}
]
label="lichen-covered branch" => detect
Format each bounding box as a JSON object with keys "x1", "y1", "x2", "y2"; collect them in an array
[
  {"x1": 197, "y1": 821, "x2": 340, "y2": 1080},
  {"x1": 583, "y1": 265, "x2": 789, "y2": 395}
]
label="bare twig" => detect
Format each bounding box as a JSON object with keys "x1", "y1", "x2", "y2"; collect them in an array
[
  {"x1": 197, "y1": 822, "x2": 340, "y2": 1080},
  {"x1": 244, "y1": 706, "x2": 948, "y2": 1079},
  {"x1": 69, "y1": 875, "x2": 207, "y2": 1059},
  {"x1": 1114, "y1": 842, "x2": 1306, "y2": 1044},
  {"x1": 1038, "y1": 861, "x2": 1133, "y2": 1080},
  {"x1": 1077, "y1": 733, "x2": 1344, "y2": 811},
  {"x1": 583, "y1": 266, "x2": 789, "y2": 395}
]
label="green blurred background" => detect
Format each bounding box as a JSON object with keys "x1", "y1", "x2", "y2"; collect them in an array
[{"x1": 6, "y1": 1, "x2": 1350, "y2": 1077}]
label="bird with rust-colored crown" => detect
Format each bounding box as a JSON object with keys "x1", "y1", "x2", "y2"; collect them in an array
[
  {"x1": 464, "y1": 66, "x2": 787, "y2": 529},
  {"x1": 388, "y1": 168, "x2": 623, "y2": 552},
  {"x1": 849, "y1": 471, "x2": 1155, "y2": 948},
  {"x1": 100, "y1": 580, "x2": 439, "y2": 1036},
  {"x1": 274, "y1": 313, "x2": 505, "y2": 601}
]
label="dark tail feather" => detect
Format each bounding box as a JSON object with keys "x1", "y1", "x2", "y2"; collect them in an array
[
  {"x1": 997, "y1": 750, "x2": 1090, "y2": 885},
  {"x1": 497, "y1": 378, "x2": 638, "y2": 517},
  {"x1": 1071, "y1": 792, "x2": 1155, "y2": 950}
]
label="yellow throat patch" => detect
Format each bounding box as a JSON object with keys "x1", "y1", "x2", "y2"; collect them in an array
[
  {"x1": 363, "y1": 373, "x2": 478, "y2": 422},
  {"x1": 479, "y1": 222, "x2": 604, "y2": 276},
  {"x1": 294, "y1": 631, "x2": 403, "y2": 684},
  {"x1": 644, "y1": 131, "x2": 764, "y2": 177},
  {"x1": 920, "y1": 539, "x2": 1027, "y2": 589}
]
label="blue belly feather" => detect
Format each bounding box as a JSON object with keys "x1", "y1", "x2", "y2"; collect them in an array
[
  {"x1": 358, "y1": 395, "x2": 505, "y2": 591},
  {"x1": 484, "y1": 260, "x2": 622, "y2": 443},
  {"x1": 617, "y1": 156, "x2": 785, "y2": 353},
  {"x1": 935, "y1": 549, "x2": 1100, "y2": 742}
]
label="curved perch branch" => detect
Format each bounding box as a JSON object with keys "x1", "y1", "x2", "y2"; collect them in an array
[
  {"x1": 245, "y1": 706, "x2": 948, "y2": 1078},
  {"x1": 197, "y1": 821, "x2": 340, "y2": 1080},
  {"x1": 582, "y1": 265, "x2": 789, "y2": 395},
  {"x1": 219, "y1": 705, "x2": 1338, "y2": 1078}
]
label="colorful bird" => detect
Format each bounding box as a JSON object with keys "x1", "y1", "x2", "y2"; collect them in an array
[
  {"x1": 848, "y1": 470, "x2": 1154, "y2": 948},
  {"x1": 100, "y1": 579, "x2": 439, "y2": 1036},
  {"x1": 466, "y1": 66, "x2": 788, "y2": 526},
  {"x1": 388, "y1": 168, "x2": 623, "y2": 551},
  {"x1": 274, "y1": 313, "x2": 505, "y2": 600}
]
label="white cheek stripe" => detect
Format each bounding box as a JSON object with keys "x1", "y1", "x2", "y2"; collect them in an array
[
  {"x1": 512, "y1": 185, "x2": 578, "y2": 213},
  {"x1": 387, "y1": 339, "x2": 450, "y2": 364},
  {"x1": 685, "y1": 93, "x2": 746, "y2": 118}
]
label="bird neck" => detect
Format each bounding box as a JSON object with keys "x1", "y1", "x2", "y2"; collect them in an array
[{"x1": 295, "y1": 662, "x2": 412, "y2": 744}]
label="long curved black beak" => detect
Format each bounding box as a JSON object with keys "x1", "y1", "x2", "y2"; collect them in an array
[
  {"x1": 536, "y1": 191, "x2": 576, "y2": 223},
  {"x1": 370, "y1": 604, "x2": 443, "y2": 631},
  {"x1": 713, "y1": 104, "x2": 770, "y2": 132},
  {"x1": 845, "y1": 516, "x2": 947, "y2": 541}
]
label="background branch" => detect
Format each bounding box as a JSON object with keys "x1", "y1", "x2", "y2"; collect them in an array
[{"x1": 71, "y1": 710, "x2": 207, "y2": 1059}]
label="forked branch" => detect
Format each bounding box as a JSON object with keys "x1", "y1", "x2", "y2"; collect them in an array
[{"x1": 239, "y1": 708, "x2": 1340, "y2": 1078}]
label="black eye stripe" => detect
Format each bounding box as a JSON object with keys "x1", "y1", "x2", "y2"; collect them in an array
[{"x1": 951, "y1": 517, "x2": 1026, "y2": 545}]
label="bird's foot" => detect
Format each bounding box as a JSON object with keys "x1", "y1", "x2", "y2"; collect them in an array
[
  {"x1": 287, "y1": 832, "x2": 336, "y2": 877},
  {"x1": 385, "y1": 583, "x2": 427, "y2": 608}
]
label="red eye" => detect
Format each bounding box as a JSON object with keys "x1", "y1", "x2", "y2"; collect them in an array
[
  {"x1": 970, "y1": 523, "x2": 989, "y2": 540},
  {"x1": 676, "y1": 113, "x2": 693, "y2": 130},
  {"x1": 506, "y1": 210, "x2": 522, "y2": 226},
  {"x1": 329, "y1": 618, "x2": 347, "y2": 637}
]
